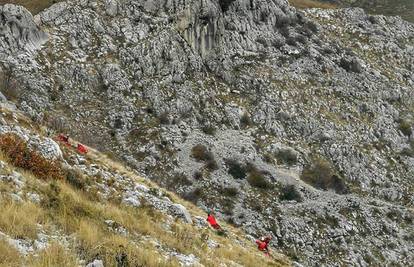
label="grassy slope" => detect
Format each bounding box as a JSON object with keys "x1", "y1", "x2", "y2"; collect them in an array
[
  {"x1": 0, "y1": 0, "x2": 62, "y2": 14},
  {"x1": 0, "y1": 106, "x2": 290, "y2": 266},
  {"x1": 288, "y1": 0, "x2": 337, "y2": 9}
]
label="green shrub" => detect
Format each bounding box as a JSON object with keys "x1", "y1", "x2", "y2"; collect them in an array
[
  {"x1": 191, "y1": 145, "x2": 213, "y2": 161},
  {"x1": 250, "y1": 202, "x2": 263, "y2": 212},
  {"x1": 221, "y1": 198, "x2": 234, "y2": 215},
  {"x1": 202, "y1": 125, "x2": 216, "y2": 136},
  {"x1": 399, "y1": 120, "x2": 412, "y2": 136},
  {"x1": 41, "y1": 181, "x2": 62, "y2": 209},
  {"x1": 226, "y1": 159, "x2": 246, "y2": 179},
  {"x1": 158, "y1": 112, "x2": 170, "y2": 125},
  {"x1": 401, "y1": 147, "x2": 414, "y2": 157},
  {"x1": 172, "y1": 173, "x2": 192, "y2": 187},
  {"x1": 43, "y1": 113, "x2": 68, "y2": 133},
  {"x1": 218, "y1": 0, "x2": 236, "y2": 12},
  {"x1": 0, "y1": 68, "x2": 19, "y2": 101},
  {"x1": 386, "y1": 210, "x2": 402, "y2": 222},
  {"x1": 183, "y1": 188, "x2": 204, "y2": 203},
  {"x1": 276, "y1": 148, "x2": 298, "y2": 166},
  {"x1": 301, "y1": 158, "x2": 348, "y2": 194},
  {"x1": 279, "y1": 184, "x2": 302, "y2": 202},
  {"x1": 205, "y1": 159, "x2": 219, "y2": 171},
  {"x1": 191, "y1": 145, "x2": 218, "y2": 171},
  {"x1": 263, "y1": 153, "x2": 275, "y2": 164},
  {"x1": 240, "y1": 113, "x2": 253, "y2": 128},
  {"x1": 65, "y1": 168, "x2": 90, "y2": 190},
  {"x1": 220, "y1": 187, "x2": 239, "y2": 197},
  {"x1": 247, "y1": 169, "x2": 270, "y2": 189},
  {"x1": 193, "y1": 171, "x2": 203, "y2": 180}
]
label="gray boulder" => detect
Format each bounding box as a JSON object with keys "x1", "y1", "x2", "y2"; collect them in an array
[{"x1": 0, "y1": 4, "x2": 48, "y2": 56}]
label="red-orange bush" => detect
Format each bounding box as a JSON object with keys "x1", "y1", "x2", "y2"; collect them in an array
[{"x1": 0, "y1": 133, "x2": 64, "y2": 180}]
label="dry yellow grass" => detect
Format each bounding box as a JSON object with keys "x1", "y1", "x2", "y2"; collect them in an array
[
  {"x1": 28, "y1": 243, "x2": 78, "y2": 267},
  {"x1": 0, "y1": 200, "x2": 44, "y2": 239},
  {"x1": 0, "y1": 239, "x2": 22, "y2": 267},
  {"x1": 289, "y1": 0, "x2": 337, "y2": 9},
  {"x1": 75, "y1": 224, "x2": 179, "y2": 267}
]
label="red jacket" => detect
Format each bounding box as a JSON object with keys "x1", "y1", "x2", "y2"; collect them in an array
[
  {"x1": 77, "y1": 144, "x2": 88, "y2": 154},
  {"x1": 207, "y1": 214, "x2": 219, "y2": 228},
  {"x1": 256, "y1": 239, "x2": 269, "y2": 251}
]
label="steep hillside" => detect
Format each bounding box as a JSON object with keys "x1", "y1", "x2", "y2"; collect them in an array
[
  {"x1": 0, "y1": 103, "x2": 289, "y2": 266},
  {"x1": 0, "y1": 0, "x2": 413, "y2": 266}
]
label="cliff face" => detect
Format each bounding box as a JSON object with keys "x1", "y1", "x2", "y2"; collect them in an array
[{"x1": 0, "y1": 0, "x2": 413, "y2": 266}]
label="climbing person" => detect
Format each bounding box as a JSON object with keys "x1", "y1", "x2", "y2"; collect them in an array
[
  {"x1": 77, "y1": 143, "x2": 88, "y2": 154},
  {"x1": 256, "y1": 235, "x2": 272, "y2": 256},
  {"x1": 207, "y1": 211, "x2": 221, "y2": 230}
]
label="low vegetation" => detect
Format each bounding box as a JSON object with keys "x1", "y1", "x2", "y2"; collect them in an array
[
  {"x1": 0, "y1": 133, "x2": 65, "y2": 180},
  {"x1": 276, "y1": 148, "x2": 298, "y2": 166},
  {"x1": 247, "y1": 170, "x2": 271, "y2": 189},
  {"x1": 166, "y1": 172, "x2": 193, "y2": 190},
  {"x1": 246, "y1": 164, "x2": 272, "y2": 189},
  {"x1": 0, "y1": 239, "x2": 21, "y2": 267},
  {"x1": 401, "y1": 140, "x2": 414, "y2": 157},
  {"x1": 301, "y1": 157, "x2": 349, "y2": 194},
  {"x1": 0, "y1": 68, "x2": 20, "y2": 101},
  {"x1": 279, "y1": 184, "x2": 303, "y2": 202},
  {"x1": 29, "y1": 243, "x2": 78, "y2": 267},
  {"x1": 202, "y1": 125, "x2": 217, "y2": 136},
  {"x1": 240, "y1": 112, "x2": 253, "y2": 128},
  {"x1": 192, "y1": 144, "x2": 213, "y2": 161},
  {"x1": 226, "y1": 159, "x2": 247, "y2": 179},
  {"x1": 183, "y1": 187, "x2": 205, "y2": 203},
  {"x1": 0, "y1": 200, "x2": 44, "y2": 240},
  {"x1": 225, "y1": 160, "x2": 272, "y2": 189},
  {"x1": 288, "y1": 0, "x2": 337, "y2": 9},
  {"x1": 65, "y1": 167, "x2": 91, "y2": 190},
  {"x1": 218, "y1": 0, "x2": 237, "y2": 12},
  {"x1": 158, "y1": 112, "x2": 170, "y2": 125},
  {"x1": 398, "y1": 119, "x2": 412, "y2": 137},
  {"x1": 220, "y1": 187, "x2": 239, "y2": 197},
  {"x1": 191, "y1": 144, "x2": 219, "y2": 171}
]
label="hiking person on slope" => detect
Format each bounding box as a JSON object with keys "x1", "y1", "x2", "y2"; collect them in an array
[
  {"x1": 206, "y1": 211, "x2": 221, "y2": 230},
  {"x1": 256, "y1": 236, "x2": 272, "y2": 256}
]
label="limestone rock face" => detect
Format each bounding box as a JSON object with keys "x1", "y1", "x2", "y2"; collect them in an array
[
  {"x1": 0, "y1": 4, "x2": 47, "y2": 56},
  {"x1": 1, "y1": 0, "x2": 414, "y2": 266}
]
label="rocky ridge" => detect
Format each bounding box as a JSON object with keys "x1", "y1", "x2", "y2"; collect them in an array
[{"x1": 0, "y1": 0, "x2": 413, "y2": 266}]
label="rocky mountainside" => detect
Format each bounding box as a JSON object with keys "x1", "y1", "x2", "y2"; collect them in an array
[
  {"x1": 0, "y1": 0, "x2": 413, "y2": 266},
  {"x1": 0, "y1": 103, "x2": 289, "y2": 266}
]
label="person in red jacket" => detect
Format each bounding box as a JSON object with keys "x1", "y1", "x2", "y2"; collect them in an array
[
  {"x1": 206, "y1": 212, "x2": 221, "y2": 230},
  {"x1": 77, "y1": 143, "x2": 88, "y2": 154},
  {"x1": 57, "y1": 133, "x2": 70, "y2": 143},
  {"x1": 256, "y1": 236, "x2": 272, "y2": 256}
]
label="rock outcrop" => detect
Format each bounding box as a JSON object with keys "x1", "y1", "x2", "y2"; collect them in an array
[{"x1": 0, "y1": 4, "x2": 47, "y2": 56}]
